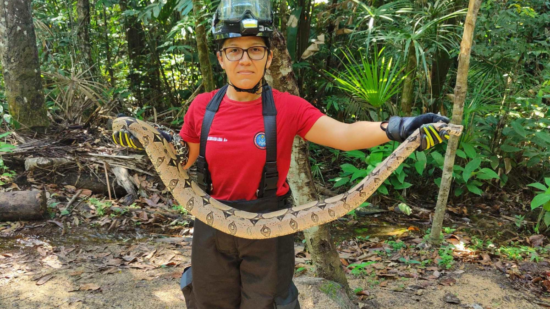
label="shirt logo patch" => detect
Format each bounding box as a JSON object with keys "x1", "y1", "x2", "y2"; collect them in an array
[{"x1": 254, "y1": 132, "x2": 266, "y2": 150}]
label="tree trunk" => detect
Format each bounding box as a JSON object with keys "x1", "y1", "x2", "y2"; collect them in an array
[
  {"x1": 120, "y1": 0, "x2": 146, "y2": 103},
  {"x1": 77, "y1": 0, "x2": 96, "y2": 78},
  {"x1": 0, "y1": 0, "x2": 49, "y2": 130},
  {"x1": 430, "y1": 0, "x2": 482, "y2": 245},
  {"x1": 193, "y1": 0, "x2": 215, "y2": 92},
  {"x1": 266, "y1": 30, "x2": 350, "y2": 293},
  {"x1": 279, "y1": 0, "x2": 288, "y2": 34},
  {"x1": 103, "y1": 6, "x2": 115, "y2": 86},
  {"x1": 430, "y1": 48, "x2": 453, "y2": 111},
  {"x1": 0, "y1": 191, "x2": 47, "y2": 221},
  {"x1": 400, "y1": 43, "x2": 416, "y2": 116}
]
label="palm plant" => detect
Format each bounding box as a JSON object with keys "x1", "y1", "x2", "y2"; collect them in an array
[
  {"x1": 460, "y1": 77, "x2": 500, "y2": 143},
  {"x1": 351, "y1": 0, "x2": 411, "y2": 33},
  {"x1": 327, "y1": 47, "x2": 407, "y2": 119},
  {"x1": 43, "y1": 62, "x2": 105, "y2": 124},
  {"x1": 365, "y1": 0, "x2": 466, "y2": 114}
]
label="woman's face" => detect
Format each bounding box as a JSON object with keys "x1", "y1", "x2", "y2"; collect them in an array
[{"x1": 217, "y1": 36, "x2": 273, "y2": 89}]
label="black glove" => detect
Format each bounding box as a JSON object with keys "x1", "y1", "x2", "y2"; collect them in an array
[
  {"x1": 112, "y1": 129, "x2": 144, "y2": 150},
  {"x1": 384, "y1": 113, "x2": 450, "y2": 150}
]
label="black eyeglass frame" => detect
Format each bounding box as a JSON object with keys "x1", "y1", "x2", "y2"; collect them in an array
[{"x1": 220, "y1": 46, "x2": 270, "y2": 61}]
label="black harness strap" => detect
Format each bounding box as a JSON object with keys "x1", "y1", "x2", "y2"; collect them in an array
[
  {"x1": 258, "y1": 84, "x2": 278, "y2": 198},
  {"x1": 196, "y1": 85, "x2": 229, "y2": 194},
  {"x1": 196, "y1": 84, "x2": 278, "y2": 198}
]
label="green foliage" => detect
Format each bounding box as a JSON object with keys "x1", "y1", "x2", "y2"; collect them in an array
[
  {"x1": 397, "y1": 203, "x2": 412, "y2": 216},
  {"x1": 528, "y1": 178, "x2": 550, "y2": 229},
  {"x1": 498, "y1": 245, "x2": 543, "y2": 262},
  {"x1": 172, "y1": 204, "x2": 189, "y2": 215},
  {"x1": 437, "y1": 245, "x2": 455, "y2": 269},
  {"x1": 327, "y1": 48, "x2": 406, "y2": 108},
  {"x1": 0, "y1": 132, "x2": 15, "y2": 153},
  {"x1": 0, "y1": 132, "x2": 16, "y2": 186},
  {"x1": 88, "y1": 198, "x2": 112, "y2": 216},
  {"x1": 347, "y1": 261, "x2": 376, "y2": 276},
  {"x1": 398, "y1": 257, "x2": 421, "y2": 265},
  {"x1": 331, "y1": 142, "x2": 413, "y2": 196},
  {"x1": 386, "y1": 240, "x2": 407, "y2": 251}
]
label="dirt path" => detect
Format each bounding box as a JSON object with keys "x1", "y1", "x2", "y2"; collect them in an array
[{"x1": 0, "y1": 226, "x2": 544, "y2": 309}]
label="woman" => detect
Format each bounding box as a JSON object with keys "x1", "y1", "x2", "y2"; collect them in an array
[{"x1": 114, "y1": 0, "x2": 449, "y2": 307}]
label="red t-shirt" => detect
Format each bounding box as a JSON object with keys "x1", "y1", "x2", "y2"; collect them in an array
[{"x1": 179, "y1": 88, "x2": 324, "y2": 201}]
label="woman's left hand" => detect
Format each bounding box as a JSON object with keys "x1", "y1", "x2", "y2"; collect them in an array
[{"x1": 384, "y1": 113, "x2": 450, "y2": 151}]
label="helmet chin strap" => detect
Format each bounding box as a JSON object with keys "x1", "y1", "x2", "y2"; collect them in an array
[
  {"x1": 227, "y1": 59, "x2": 269, "y2": 94},
  {"x1": 229, "y1": 79, "x2": 263, "y2": 94}
]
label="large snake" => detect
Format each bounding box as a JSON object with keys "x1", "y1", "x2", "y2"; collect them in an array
[{"x1": 113, "y1": 117, "x2": 462, "y2": 239}]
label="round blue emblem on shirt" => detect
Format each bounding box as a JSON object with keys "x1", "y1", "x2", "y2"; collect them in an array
[{"x1": 254, "y1": 132, "x2": 266, "y2": 150}]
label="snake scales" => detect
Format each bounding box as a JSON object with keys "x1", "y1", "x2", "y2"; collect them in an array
[{"x1": 113, "y1": 117, "x2": 462, "y2": 239}]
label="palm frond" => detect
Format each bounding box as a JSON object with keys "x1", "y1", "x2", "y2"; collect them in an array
[{"x1": 326, "y1": 48, "x2": 407, "y2": 109}]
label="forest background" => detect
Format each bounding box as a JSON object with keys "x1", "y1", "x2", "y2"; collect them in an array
[
  {"x1": 0, "y1": 0, "x2": 549, "y2": 305},
  {"x1": 1, "y1": 0, "x2": 548, "y2": 229}
]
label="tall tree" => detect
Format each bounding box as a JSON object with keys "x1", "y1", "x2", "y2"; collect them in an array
[
  {"x1": 120, "y1": 0, "x2": 161, "y2": 106},
  {"x1": 193, "y1": 0, "x2": 214, "y2": 92},
  {"x1": 0, "y1": 0, "x2": 49, "y2": 129},
  {"x1": 120, "y1": 0, "x2": 145, "y2": 101},
  {"x1": 430, "y1": 0, "x2": 482, "y2": 244},
  {"x1": 102, "y1": 6, "x2": 115, "y2": 86},
  {"x1": 400, "y1": 44, "x2": 416, "y2": 116},
  {"x1": 77, "y1": 0, "x2": 95, "y2": 77},
  {"x1": 266, "y1": 30, "x2": 351, "y2": 293}
]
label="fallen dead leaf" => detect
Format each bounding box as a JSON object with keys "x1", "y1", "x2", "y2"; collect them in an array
[
  {"x1": 36, "y1": 275, "x2": 54, "y2": 285},
  {"x1": 80, "y1": 283, "x2": 101, "y2": 291},
  {"x1": 159, "y1": 272, "x2": 181, "y2": 280},
  {"x1": 340, "y1": 258, "x2": 349, "y2": 266},
  {"x1": 494, "y1": 261, "x2": 506, "y2": 273},
  {"x1": 70, "y1": 271, "x2": 84, "y2": 277},
  {"x1": 144, "y1": 249, "x2": 157, "y2": 260},
  {"x1": 102, "y1": 268, "x2": 118, "y2": 274},
  {"x1": 480, "y1": 253, "x2": 492, "y2": 265},
  {"x1": 106, "y1": 258, "x2": 123, "y2": 266},
  {"x1": 43, "y1": 255, "x2": 63, "y2": 269},
  {"x1": 372, "y1": 263, "x2": 385, "y2": 270},
  {"x1": 529, "y1": 235, "x2": 546, "y2": 247},
  {"x1": 130, "y1": 263, "x2": 156, "y2": 270},
  {"x1": 139, "y1": 211, "x2": 148, "y2": 221},
  {"x1": 122, "y1": 255, "x2": 137, "y2": 263},
  {"x1": 438, "y1": 277, "x2": 457, "y2": 286},
  {"x1": 48, "y1": 220, "x2": 64, "y2": 229}
]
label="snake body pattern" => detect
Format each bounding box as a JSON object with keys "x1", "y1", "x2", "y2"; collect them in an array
[{"x1": 113, "y1": 117, "x2": 462, "y2": 239}]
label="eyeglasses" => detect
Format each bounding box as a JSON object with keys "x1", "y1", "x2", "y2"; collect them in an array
[{"x1": 220, "y1": 46, "x2": 269, "y2": 61}]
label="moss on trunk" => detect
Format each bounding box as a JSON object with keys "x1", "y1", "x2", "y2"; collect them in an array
[{"x1": 0, "y1": 0, "x2": 49, "y2": 130}]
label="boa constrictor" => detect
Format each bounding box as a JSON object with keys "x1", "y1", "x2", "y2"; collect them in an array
[{"x1": 113, "y1": 117, "x2": 462, "y2": 239}]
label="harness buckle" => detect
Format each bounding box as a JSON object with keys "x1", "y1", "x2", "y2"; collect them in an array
[
  {"x1": 196, "y1": 155, "x2": 211, "y2": 194},
  {"x1": 258, "y1": 161, "x2": 278, "y2": 198}
]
